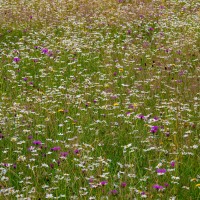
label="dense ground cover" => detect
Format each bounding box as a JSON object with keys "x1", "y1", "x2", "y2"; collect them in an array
[{"x1": 0, "y1": 0, "x2": 199, "y2": 199}]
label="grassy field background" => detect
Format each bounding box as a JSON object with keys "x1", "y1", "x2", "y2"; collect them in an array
[{"x1": 0, "y1": 0, "x2": 199, "y2": 199}]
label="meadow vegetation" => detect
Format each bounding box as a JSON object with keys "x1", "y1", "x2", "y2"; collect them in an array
[{"x1": 0, "y1": 0, "x2": 200, "y2": 199}]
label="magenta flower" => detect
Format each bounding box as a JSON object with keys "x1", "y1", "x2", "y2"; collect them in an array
[
  {"x1": 121, "y1": 182, "x2": 127, "y2": 188},
  {"x1": 113, "y1": 72, "x2": 117, "y2": 76},
  {"x1": 156, "y1": 168, "x2": 167, "y2": 175},
  {"x1": 74, "y1": 149, "x2": 80, "y2": 154},
  {"x1": 28, "y1": 146, "x2": 35, "y2": 151},
  {"x1": 127, "y1": 30, "x2": 131, "y2": 35},
  {"x1": 165, "y1": 132, "x2": 170, "y2": 137},
  {"x1": 42, "y1": 48, "x2": 48, "y2": 54},
  {"x1": 57, "y1": 160, "x2": 61, "y2": 166},
  {"x1": 110, "y1": 189, "x2": 118, "y2": 195},
  {"x1": 149, "y1": 27, "x2": 154, "y2": 31},
  {"x1": 33, "y1": 140, "x2": 42, "y2": 145},
  {"x1": 23, "y1": 77, "x2": 28, "y2": 81},
  {"x1": 170, "y1": 161, "x2": 175, "y2": 167},
  {"x1": 89, "y1": 178, "x2": 93, "y2": 183},
  {"x1": 51, "y1": 146, "x2": 61, "y2": 151},
  {"x1": 28, "y1": 135, "x2": 33, "y2": 140},
  {"x1": 47, "y1": 51, "x2": 53, "y2": 57},
  {"x1": 154, "y1": 116, "x2": 159, "y2": 121},
  {"x1": 60, "y1": 152, "x2": 69, "y2": 157},
  {"x1": 13, "y1": 57, "x2": 20, "y2": 63},
  {"x1": 100, "y1": 181, "x2": 107, "y2": 186},
  {"x1": 126, "y1": 111, "x2": 131, "y2": 116},
  {"x1": 164, "y1": 183, "x2": 169, "y2": 188},
  {"x1": 153, "y1": 184, "x2": 163, "y2": 190},
  {"x1": 50, "y1": 163, "x2": 54, "y2": 169},
  {"x1": 138, "y1": 114, "x2": 145, "y2": 119},
  {"x1": 150, "y1": 126, "x2": 159, "y2": 133}
]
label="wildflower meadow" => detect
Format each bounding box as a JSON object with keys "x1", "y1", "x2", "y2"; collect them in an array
[{"x1": 0, "y1": 0, "x2": 199, "y2": 199}]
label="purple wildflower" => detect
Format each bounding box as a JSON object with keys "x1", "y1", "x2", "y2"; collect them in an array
[
  {"x1": 4, "y1": 163, "x2": 9, "y2": 167},
  {"x1": 0, "y1": 133, "x2": 4, "y2": 139},
  {"x1": 60, "y1": 152, "x2": 69, "y2": 157},
  {"x1": 139, "y1": 14, "x2": 144, "y2": 18},
  {"x1": 154, "y1": 116, "x2": 159, "y2": 121},
  {"x1": 13, "y1": 57, "x2": 20, "y2": 63},
  {"x1": 50, "y1": 163, "x2": 54, "y2": 169},
  {"x1": 121, "y1": 182, "x2": 127, "y2": 188},
  {"x1": 42, "y1": 48, "x2": 48, "y2": 54},
  {"x1": 165, "y1": 132, "x2": 170, "y2": 137},
  {"x1": 149, "y1": 27, "x2": 154, "y2": 31},
  {"x1": 164, "y1": 183, "x2": 169, "y2": 188},
  {"x1": 128, "y1": 104, "x2": 134, "y2": 109},
  {"x1": 28, "y1": 135, "x2": 33, "y2": 140},
  {"x1": 156, "y1": 168, "x2": 167, "y2": 175},
  {"x1": 170, "y1": 161, "x2": 175, "y2": 167},
  {"x1": 51, "y1": 146, "x2": 61, "y2": 151},
  {"x1": 89, "y1": 178, "x2": 93, "y2": 183},
  {"x1": 150, "y1": 126, "x2": 159, "y2": 133},
  {"x1": 113, "y1": 72, "x2": 117, "y2": 76},
  {"x1": 100, "y1": 181, "x2": 107, "y2": 186},
  {"x1": 153, "y1": 184, "x2": 163, "y2": 190},
  {"x1": 126, "y1": 111, "x2": 131, "y2": 116},
  {"x1": 28, "y1": 146, "x2": 35, "y2": 151},
  {"x1": 33, "y1": 140, "x2": 42, "y2": 145},
  {"x1": 57, "y1": 160, "x2": 61, "y2": 166},
  {"x1": 33, "y1": 59, "x2": 38, "y2": 62},
  {"x1": 138, "y1": 114, "x2": 145, "y2": 119},
  {"x1": 110, "y1": 189, "x2": 118, "y2": 195},
  {"x1": 74, "y1": 149, "x2": 80, "y2": 154}
]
